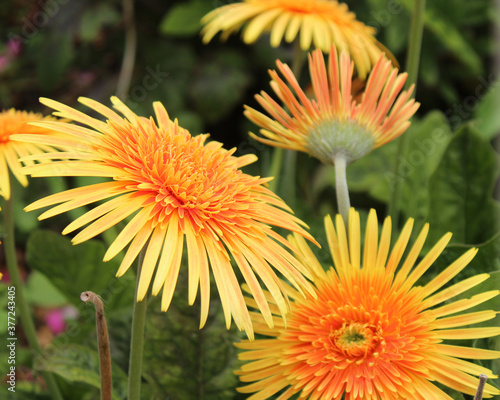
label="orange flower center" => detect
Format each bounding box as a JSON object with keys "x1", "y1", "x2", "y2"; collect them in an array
[
  {"x1": 103, "y1": 120, "x2": 257, "y2": 233},
  {"x1": 331, "y1": 322, "x2": 382, "y2": 358},
  {"x1": 313, "y1": 305, "x2": 388, "y2": 365}
]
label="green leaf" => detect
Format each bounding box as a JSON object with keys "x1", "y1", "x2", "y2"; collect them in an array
[
  {"x1": 449, "y1": 271, "x2": 500, "y2": 329},
  {"x1": 25, "y1": 270, "x2": 68, "y2": 307},
  {"x1": 430, "y1": 231, "x2": 500, "y2": 282},
  {"x1": 159, "y1": 1, "x2": 213, "y2": 37},
  {"x1": 426, "y1": 124, "x2": 500, "y2": 246},
  {"x1": 79, "y1": 4, "x2": 120, "y2": 42},
  {"x1": 468, "y1": 270, "x2": 500, "y2": 311},
  {"x1": 25, "y1": 230, "x2": 135, "y2": 312},
  {"x1": 34, "y1": 344, "x2": 128, "y2": 400},
  {"x1": 473, "y1": 76, "x2": 500, "y2": 140}
]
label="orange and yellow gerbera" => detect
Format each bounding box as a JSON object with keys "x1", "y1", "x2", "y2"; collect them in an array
[
  {"x1": 201, "y1": 0, "x2": 385, "y2": 78},
  {"x1": 13, "y1": 97, "x2": 319, "y2": 339},
  {"x1": 246, "y1": 46, "x2": 419, "y2": 166},
  {"x1": 0, "y1": 108, "x2": 58, "y2": 200},
  {"x1": 235, "y1": 208, "x2": 500, "y2": 399}
]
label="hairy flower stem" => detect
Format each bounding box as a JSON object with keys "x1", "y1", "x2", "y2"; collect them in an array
[
  {"x1": 388, "y1": 0, "x2": 425, "y2": 227},
  {"x1": 81, "y1": 291, "x2": 112, "y2": 400},
  {"x1": 474, "y1": 374, "x2": 488, "y2": 400},
  {"x1": 334, "y1": 155, "x2": 350, "y2": 225},
  {"x1": 2, "y1": 180, "x2": 63, "y2": 400},
  {"x1": 115, "y1": 0, "x2": 137, "y2": 99},
  {"x1": 268, "y1": 40, "x2": 306, "y2": 198},
  {"x1": 127, "y1": 247, "x2": 148, "y2": 400}
]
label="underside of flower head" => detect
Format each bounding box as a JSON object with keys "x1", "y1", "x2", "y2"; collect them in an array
[{"x1": 246, "y1": 46, "x2": 420, "y2": 166}]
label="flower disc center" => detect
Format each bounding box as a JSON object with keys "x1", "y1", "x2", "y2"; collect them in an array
[{"x1": 331, "y1": 322, "x2": 380, "y2": 358}]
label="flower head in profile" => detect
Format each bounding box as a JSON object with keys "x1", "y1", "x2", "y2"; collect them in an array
[
  {"x1": 0, "y1": 109, "x2": 58, "y2": 200},
  {"x1": 13, "y1": 97, "x2": 319, "y2": 339},
  {"x1": 236, "y1": 208, "x2": 500, "y2": 399},
  {"x1": 201, "y1": 0, "x2": 386, "y2": 78},
  {"x1": 246, "y1": 46, "x2": 419, "y2": 166}
]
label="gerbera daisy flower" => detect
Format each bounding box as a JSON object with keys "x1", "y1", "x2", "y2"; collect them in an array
[
  {"x1": 0, "y1": 109, "x2": 59, "y2": 200},
  {"x1": 246, "y1": 46, "x2": 420, "y2": 166},
  {"x1": 201, "y1": 0, "x2": 384, "y2": 79},
  {"x1": 13, "y1": 96, "x2": 319, "y2": 339},
  {"x1": 235, "y1": 208, "x2": 500, "y2": 399}
]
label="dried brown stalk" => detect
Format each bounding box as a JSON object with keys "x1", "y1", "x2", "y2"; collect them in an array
[{"x1": 81, "y1": 291, "x2": 112, "y2": 400}]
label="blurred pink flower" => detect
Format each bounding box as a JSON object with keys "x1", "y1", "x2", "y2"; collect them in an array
[
  {"x1": 45, "y1": 309, "x2": 66, "y2": 335},
  {"x1": 0, "y1": 38, "x2": 22, "y2": 73}
]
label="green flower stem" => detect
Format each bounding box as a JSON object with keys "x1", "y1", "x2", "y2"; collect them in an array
[
  {"x1": 127, "y1": 247, "x2": 148, "y2": 400},
  {"x1": 281, "y1": 149, "x2": 297, "y2": 208},
  {"x1": 81, "y1": 291, "x2": 112, "y2": 400},
  {"x1": 388, "y1": 0, "x2": 426, "y2": 226},
  {"x1": 115, "y1": 0, "x2": 137, "y2": 99},
  {"x1": 334, "y1": 155, "x2": 350, "y2": 225},
  {"x1": 266, "y1": 40, "x2": 306, "y2": 196},
  {"x1": 2, "y1": 184, "x2": 63, "y2": 400},
  {"x1": 267, "y1": 148, "x2": 283, "y2": 193}
]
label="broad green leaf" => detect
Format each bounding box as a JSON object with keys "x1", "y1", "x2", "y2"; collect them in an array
[
  {"x1": 473, "y1": 76, "x2": 500, "y2": 140},
  {"x1": 159, "y1": 1, "x2": 213, "y2": 37},
  {"x1": 34, "y1": 344, "x2": 128, "y2": 400},
  {"x1": 429, "y1": 232, "x2": 500, "y2": 283},
  {"x1": 25, "y1": 230, "x2": 135, "y2": 312},
  {"x1": 25, "y1": 270, "x2": 67, "y2": 307},
  {"x1": 426, "y1": 124, "x2": 500, "y2": 246},
  {"x1": 443, "y1": 271, "x2": 500, "y2": 332}
]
